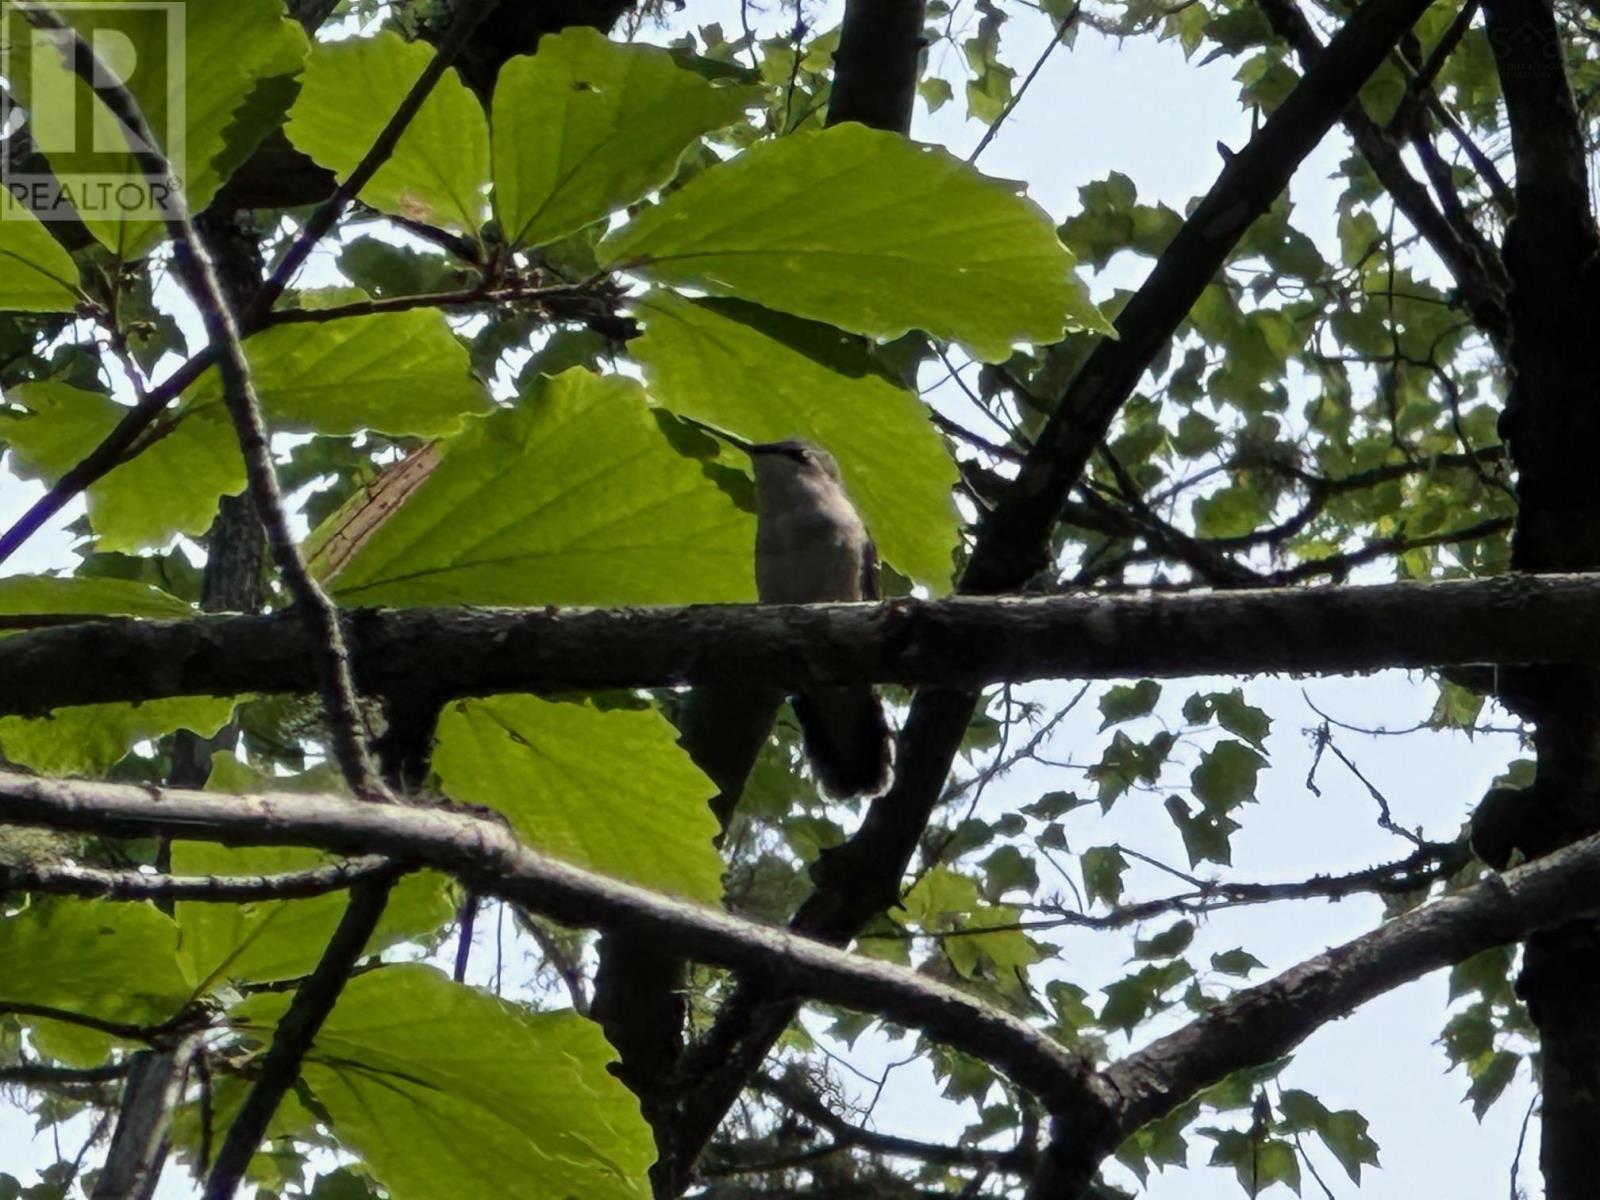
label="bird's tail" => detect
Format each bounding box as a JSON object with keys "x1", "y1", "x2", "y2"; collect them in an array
[{"x1": 793, "y1": 686, "x2": 892, "y2": 798}]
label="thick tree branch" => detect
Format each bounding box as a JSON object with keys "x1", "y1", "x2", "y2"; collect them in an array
[
  {"x1": 0, "y1": 770, "x2": 1105, "y2": 1116},
  {"x1": 7, "y1": 570, "x2": 1599, "y2": 717},
  {"x1": 12, "y1": 769, "x2": 1600, "y2": 1194},
  {"x1": 91, "y1": 1037, "x2": 203, "y2": 1200},
  {"x1": 825, "y1": 0, "x2": 926, "y2": 133}
]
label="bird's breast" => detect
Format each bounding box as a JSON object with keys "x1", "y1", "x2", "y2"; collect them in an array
[{"x1": 755, "y1": 507, "x2": 869, "y2": 603}]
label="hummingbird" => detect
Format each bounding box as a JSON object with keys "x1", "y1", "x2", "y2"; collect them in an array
[
  {"x1": 683, "y1": 420, "x2": 892, "y2": 798},
  {"x1": 744, "y1": 438, "x2": 892, "y2": 797}
]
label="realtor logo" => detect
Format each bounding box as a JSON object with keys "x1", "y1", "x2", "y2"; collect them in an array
[{"x1": 0, "y1": 0, "x2": 185, "y2": 221}]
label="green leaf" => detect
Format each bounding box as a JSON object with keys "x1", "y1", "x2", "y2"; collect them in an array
[
  {"x1": 1134, "y1": 920, "x2": 1195, "y2": 960},
  {"x1": 1202, "y1": 1128, "x2": 1301, "y2": 1195},
  {"x1": 434, "y1": 694, "x2": 722, "y2": 902},
  {"x1": 1101, "y1": 961, "x2": 1191, "y2": 1033},
  {"x1": 1166, "y1": 794, "x2": 1241, "y2": 867},
  {"x1": 321, "y1": 368, "x2": 753, "y2": 606},
  {"x1": 1193, "y1": 484, "x2": 1270, "y2": 538},
  {"x1": 600, "y1": 124, "x2": 1109, "y2": 361},
  {"x1": 980, "y1": 845, "x2": 1039, "y2": 897},
  {"x1": 0, "y1": 899, "x2": 191, "y2": 1065},
  {"x1": 182, "y1": 310, "x2": 491, "y2": 436},
  {"x1": 491, "y1": 27, "x2": 755, "y2": 249},
  {"x1": 287, "y1": 31, "x2": 489, "y2": 232},
  {"x1": 630, "y1": 292, "x2": 960, "y2": 590},
  {"x1": 173, "y1": 756, "x2": 454, "y2": 987},
  {"x1": 235, "y1": 965, "x2": 653, "y2": 1200},
  {"x1": 1098, "y1": 680, "x2": 1162, "y2": 730},
  {"x1": 1021, "y1": 790, "x2": 1087, "y2": 820},
  {"x1": 9, "y1": 0, "x2": 308, "y2": 257},
  {"x1": 0, "y1": 191, "x2": 79, "y2": 311},
  {"x1": 1278, "y1": 1091, "x2": 1380, "y2": 1183},
  {"x1": 1088, "y1": 730, "x2": 1174, "y2": 807},
  {"x1": 1191, "y1": 740, "x2": 1267, "y2": 812},
  {"x1": 0, "y1": 574, "x2": 191, "y2": 619},
  {"x1": 919, "y1": 77, "x2": 954, "y2": 112},
  {"x1": 5, "y1": 312, "x2": 487, "y2": 553},
  {"x1": 1183, "y1": 688, "x2": 1272, "y2": 749},
  {"x1": 0, "y1": 694, "x2": 234, "y2": 776},
  {"x1": 1081, "y1": 846, "x2": 1128, "y2": 907},
  {"x1": 1466, "y1": 1048, "x2": 1520, "y2": 1119},
  {"x1": 1211, "y1": 948, "x2": 1265, "y2": 977},
  {"x1": 339, "y1": 237, "x2": 465, "y2": 297},
  {"x1": 1, "y1": 381, "x2": 241, "y2": 552}
]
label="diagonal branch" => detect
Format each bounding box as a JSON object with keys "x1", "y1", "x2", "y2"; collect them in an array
[
  {"x1": 91, "y1": 1036, "x2": 204, "y2": 1200},
  {"x1": 12, "y1": 768, "x2": 1600, "y2": 1194},
  {"x1": 201, "y1": 872, "x2": 400, "y2": 1200},
  {"x1": 1253, "y1": 0, "x2": 1510, "y2": 345},
  {"x1": 0, "y1": 770, "x2": 1105, "y2": 1116}
]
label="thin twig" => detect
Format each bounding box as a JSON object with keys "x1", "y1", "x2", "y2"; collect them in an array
[
  {"x1": 1509, "y1": 1090, "x2": 1537, "y2": 1199},
  {"x1": 967, "y1": 4, "x2": 1081, "y2": 164},
  {"x1": 250, "y1": 0, "x2": 502, "y2": 320},
  {"x1": 2, "y1": 855, "x2": 396, "y2": 902}
]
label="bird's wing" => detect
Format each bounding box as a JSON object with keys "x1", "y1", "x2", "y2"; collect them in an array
[{"x1": 860, "y1": 538, "x2": 879, "y2": 601}]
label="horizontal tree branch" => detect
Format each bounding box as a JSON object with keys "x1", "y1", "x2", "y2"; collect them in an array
[
  {"x1": 0, "y1": 770, "x2": 1106, "y2": 1116},
  {"x1": 1, "y1": 856, "x2": 394, "y2": 902},
  {"x1": 0, "y1": 1060, "x2": 131, "y2": 1086},
  {"x1": 5, "y1": 573, "x2": 1600, "y2": 717}
]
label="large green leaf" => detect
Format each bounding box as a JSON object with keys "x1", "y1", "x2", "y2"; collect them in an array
[
  {"x1": 174, "y1": 758, "x2": 453, "y2": 988},
  {"x1": 434, "y1": 695, "x2": 722, "y2": 902},
  {"x1": 1, "y1": 311, "x2": 488, "y2": 551},
  {"x1": 0, "y1": 573, "x2": 191, "y2": 619},
  {"x1": 287, "y1": 31, "x2": 489, "y2": 233},
  {"x1": 0, "y1": 899, "x2": 191, "y2": 1065},
  {"x1": 599, "y1": 123, "x2": 1109, "y2": 361},
  {"x1": 234, "y1": 965, "x2": 654, "y2": 1200},
  {"x1": 1, "y1": 381, "x2": 241, "y2": 551},
  {"x1": 181, "y1": 310, "x2": 491, "y2": 436},
  {"x1": 631, "y1": 292, "x2": 960, "y2": 590},
  {"x1": 322, "y1": 367, "x2": 753, "y2": 606},
  {"x1": 0, "y1": 190, "x2": 80, "y2": 312},
  {"x1": 0, "y1": 694, "x2": 234, "y2": 776},
  {"x1": 491, "y1": 27, "x2": 755, "y2": 249},
  {"x1": 9, "y1": 0, "x2": 307, "y2": 257}
]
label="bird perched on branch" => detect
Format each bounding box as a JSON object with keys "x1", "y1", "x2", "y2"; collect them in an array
[
  {"x1": 743, "y1": 437, "x2": 892, "y2": 797},
  {"x1": 680, "y1": 420, "x2": 893, "y2": 799}
]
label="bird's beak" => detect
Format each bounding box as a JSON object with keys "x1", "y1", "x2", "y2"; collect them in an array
[{"x1": 675, "y1": 414, "x2": 759, "y2": 455}]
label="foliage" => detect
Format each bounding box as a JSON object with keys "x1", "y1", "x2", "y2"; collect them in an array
[{"x1": 0, "y1": 0, "x2": 1545, "y2": 1197}]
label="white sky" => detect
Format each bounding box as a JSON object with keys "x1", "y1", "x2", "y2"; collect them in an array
[{"x1": 0, "y1": 1, "x2": 1544, "y2": 1196}]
